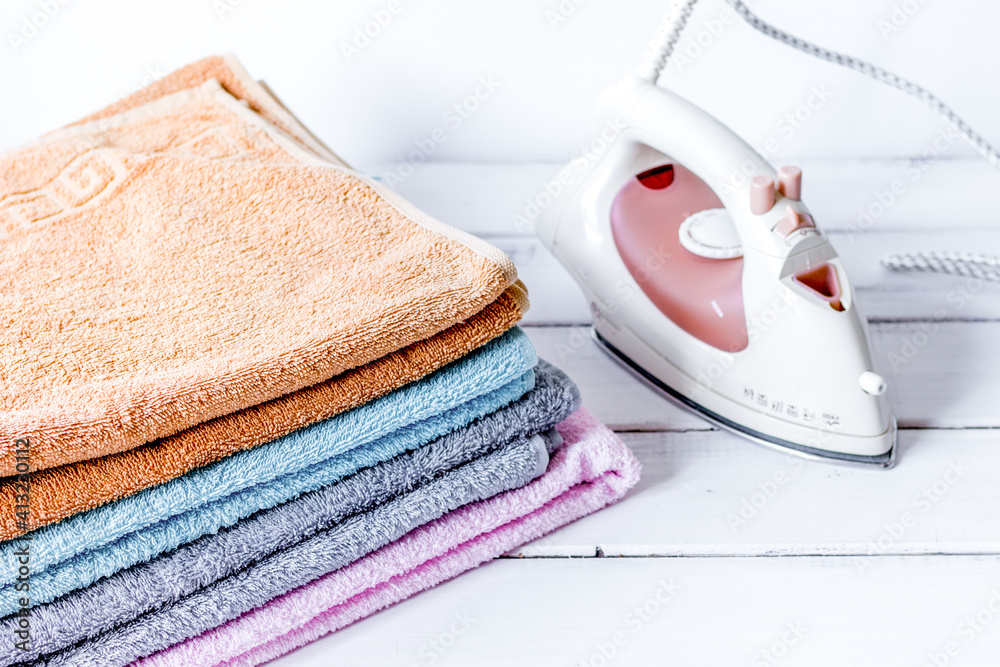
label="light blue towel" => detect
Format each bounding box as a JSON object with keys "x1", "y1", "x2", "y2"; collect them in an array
[{"x1": 0, "y1": 328, "x2": 537, "y2": 616}]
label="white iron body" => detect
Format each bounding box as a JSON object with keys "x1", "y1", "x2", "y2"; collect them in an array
[{"x1": 537, "y1": 75, "x2": 897, "y2": 467}]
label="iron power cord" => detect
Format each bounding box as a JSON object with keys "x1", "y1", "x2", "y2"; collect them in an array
[{"x1": 641, "y1": 0, "x2": 1000, "y2": 279}]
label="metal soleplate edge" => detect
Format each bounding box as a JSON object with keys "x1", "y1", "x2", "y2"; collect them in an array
[{"x1": 593, "y1": 329, "x2": 897, "y2": 469}]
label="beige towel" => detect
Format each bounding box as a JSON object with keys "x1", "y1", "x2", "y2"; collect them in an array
[
  {"x1": 72, "y1": 54, "x2": 347, "y2": 166},
  {"x1": 0, "y1": 65, "x2": 520, "y2": 477}
]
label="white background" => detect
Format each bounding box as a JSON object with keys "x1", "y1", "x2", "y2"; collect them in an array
[{"x1": 1, "y1": 0, "x2": 998, "y2": 169}]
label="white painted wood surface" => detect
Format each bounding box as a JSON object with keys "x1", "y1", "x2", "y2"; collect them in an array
[{"x1": 273, "y1": 160, "x2": 1000, "y2": 666}]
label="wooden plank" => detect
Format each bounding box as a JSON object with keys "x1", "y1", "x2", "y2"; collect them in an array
[
  {"x1": 269, "y1": 162, "x2": 998, "y2": 667},
  {"x1": 514, "y1": 430, "x2": 997, "y2": 558},
  {"x1": 523, "y1": 322, "x2": 1000, "y2": 430},
  {"x1": 271, "y1": 555, "x2": 1000, "y2": 667},
  {"x1": 268, "y1": 160, "x2": 997, "y2": 666},
  {"x1": 489, "y1": 233, "x2": 1000, "y2": 326},
  {"x1": 378, "y1": 159, "x2": 1000, "y2": 236}
]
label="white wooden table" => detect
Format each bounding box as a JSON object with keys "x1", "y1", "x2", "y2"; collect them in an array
[{"x1": 275, "y1": 158, "x2": 1000, "y2": 666}]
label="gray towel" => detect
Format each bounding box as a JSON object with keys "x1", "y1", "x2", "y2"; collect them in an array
[{"x1": 10, "y1": 361, "x2": 580, "y2": 667}]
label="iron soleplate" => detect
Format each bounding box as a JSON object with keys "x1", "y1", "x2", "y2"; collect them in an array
[{"x1": 593, "y1": 329, "x2": 897, "y2": 469}]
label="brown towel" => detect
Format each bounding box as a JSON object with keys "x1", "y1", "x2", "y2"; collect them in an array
[
  {"x1": 0, "y1": 288, "x2": 524, "y2": 539},
  {"x1": 1, "y1": 63, "x2": 521, "y2": 484}
]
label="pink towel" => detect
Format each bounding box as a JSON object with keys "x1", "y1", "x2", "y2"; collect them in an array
[{"x1": 134, "y1": 408, "x2": 639, "y2": 667}]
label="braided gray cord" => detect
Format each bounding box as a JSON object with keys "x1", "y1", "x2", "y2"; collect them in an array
[
  {"x1": 722, "y1": 0, "x2": 1000, "y2": 170},
  {"x1": 640, "y1": 1, "x2": 1000, "y2": 276},
  {"x1": 641, "y1": 0, "x2": 1000, "y2": 167},
  {"x1": 881, "y1": 252, "x2": 1000, "y2": 282},
  {"x1": 636, "y1": 0, "x2": 701, "y2": 82}
]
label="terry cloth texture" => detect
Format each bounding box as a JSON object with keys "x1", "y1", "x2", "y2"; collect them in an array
[
  {"x1": 0, "y1": 74, "x2": 529, "y2": 539},
  {"x1": 3, "y1": 362, "x2": 580, "y2": 665},
  {"x1": 30, "y1": 434, "x2": 558, "y2": 667},
  {"x1": 0, "y1": 286, "x2": 524, "y2": 540},
  {"x1": 135, "y1": 408, "x2": 639, "y2": 667},
  {"x1": 72, "y1": 54, "x2": 348, "y2": 166},
  {"x1": 0, "y1": 71, "x2": 519, "y2": 476},
  {"x1": 0, "y1": 329, "x2": 538, "y2": 615}
]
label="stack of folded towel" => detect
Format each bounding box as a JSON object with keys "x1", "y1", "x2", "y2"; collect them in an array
[{"x1": 0, "y1": 56, "x2": 640, "y2": 666}]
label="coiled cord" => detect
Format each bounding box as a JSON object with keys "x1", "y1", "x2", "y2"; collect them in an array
[
  {"x1": 639, "y1": 0, "x2": 1000, "y2": 279},
  {"x1": 722, "y1": 0, "x2": 1000, "y2": 171},
  {"x1": 881, "y1": 252, "x2": 1000, "y2": 282},
  {"x1": 635, "y1": 0, "x2": 701, "y2": 82}
]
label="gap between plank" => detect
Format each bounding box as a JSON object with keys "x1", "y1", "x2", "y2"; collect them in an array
[{"x1": 498, "y1": 551, "x2": 1000, "y2": 560}]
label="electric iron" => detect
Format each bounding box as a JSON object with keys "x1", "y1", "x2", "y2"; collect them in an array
[{"x1": 536, "y1": 0, "x2": 900, "y2": 466}]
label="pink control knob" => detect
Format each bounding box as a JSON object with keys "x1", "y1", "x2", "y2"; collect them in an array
[
  {"x1": 750, "y1": 175, "x2": 775, "y2": 215},
  {"x1": 773, "y1": 205, "x2": 815, "y2": 237},
  {"x1": 777, "y1": 166, "x2": 802, "y2": 201}
]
